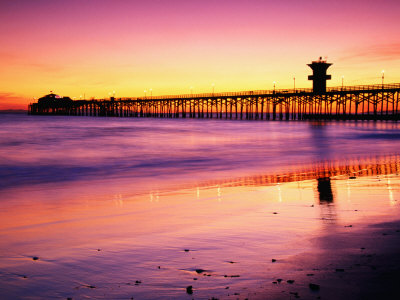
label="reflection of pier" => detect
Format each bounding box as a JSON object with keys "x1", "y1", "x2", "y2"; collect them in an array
[
  {"x1": 197, "y1": 154, "x2": 400, "y2": 189},
  {"x1": 28, "y1": 83, "x2": 400, "y2": 121}
]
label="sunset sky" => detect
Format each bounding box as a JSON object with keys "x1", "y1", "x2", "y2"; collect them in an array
[{"x1": 1, "y1": 0, "x2": 400, "y2": 109}]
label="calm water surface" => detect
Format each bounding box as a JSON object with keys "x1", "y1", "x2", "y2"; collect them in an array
[{"x1": 1, "y1": 114, "x2": 400, "y2": 299}]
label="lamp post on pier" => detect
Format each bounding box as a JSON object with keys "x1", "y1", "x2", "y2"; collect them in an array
[
  {"x1": 144, "y1": 90, "x2": 147, "y2": 99},
  {"x1": 273, "y1": 81, "x2": 276, "y2": 93},
  {"x1": 293, "y1": 77, "x2": 295, "y2": 91},
  {"x1": 382, "y1": 70, "x2": 385, "y2": 86}
]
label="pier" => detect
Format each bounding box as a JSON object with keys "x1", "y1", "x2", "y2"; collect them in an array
[
  {"x1": 28, "y1": 59, "x2": 400, "y2": 121},
  {"x1": 28, "y1": 83, "x2": 400, "y2": 121}
]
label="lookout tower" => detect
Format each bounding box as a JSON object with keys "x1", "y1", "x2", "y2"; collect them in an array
[{"x1": 308, "y1": 57, "x2": 332, "y2": 94}]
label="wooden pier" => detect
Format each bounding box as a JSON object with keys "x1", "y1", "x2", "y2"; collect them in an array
[{"x1": 29, "y1": 83, "x2": 400, "y2": 121}]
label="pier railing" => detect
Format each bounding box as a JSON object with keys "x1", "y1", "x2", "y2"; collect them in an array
[
  {"x1": 117, "y1": 83, "x2": 400, "y2": 101},
  {"x1": 28, "y1": 82, "x2": 400, "y2": 121}
]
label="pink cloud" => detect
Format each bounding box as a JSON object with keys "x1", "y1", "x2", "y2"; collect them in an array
[{"x1": 341, "y1": 43, "x2": 400, "y2": 62}]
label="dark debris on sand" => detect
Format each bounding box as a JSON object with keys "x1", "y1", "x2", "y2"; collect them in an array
[
  {"x1": 309, "y1": 283, "x2": 320, "y2": 291},
  {"x1": 186, "y1": 285, "x2": 193, "y2": 294}
]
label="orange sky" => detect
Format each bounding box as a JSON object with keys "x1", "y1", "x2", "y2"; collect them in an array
[{"x1": 1, "y1": 0, "x2": 400, "y2": 109}]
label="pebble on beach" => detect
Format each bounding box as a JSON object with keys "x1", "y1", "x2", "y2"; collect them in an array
[
  {"x1": 309, "y1": 283, "x2": 320, "y2": 291},
  {"x1": 186, "y1": 285, "x2": 193, "y2": 294},
  {"x1": 32, "y1": 256, "x2": 39, "y2": 261}
]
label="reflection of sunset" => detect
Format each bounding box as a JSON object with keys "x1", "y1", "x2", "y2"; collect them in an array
[
  {"x1": 1, "y1": 145, "x2": 400, "y2": 298},
  {"x1": 197, "y1": 154, "x2": 400, "y2": 189}
]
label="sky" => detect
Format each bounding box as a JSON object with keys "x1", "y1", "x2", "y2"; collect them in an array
[{"x1": 1, "y1": 0, "x2": 400, "y2": 109}]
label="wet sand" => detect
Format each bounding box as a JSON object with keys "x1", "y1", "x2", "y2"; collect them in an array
[
  {"x1": 253, "y1": 219, "x2": 400, "y2": 300},
  {"x1": 1, "y1": 159, "x2": 400, "y2": 299}
]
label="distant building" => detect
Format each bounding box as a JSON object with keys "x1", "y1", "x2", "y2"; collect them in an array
[
  {"x1": 308, "y1": 57, "x2": 332, "y2": 94},
  {"x1": 37, "y1": 93, "x2": 72, "y2": 104}
]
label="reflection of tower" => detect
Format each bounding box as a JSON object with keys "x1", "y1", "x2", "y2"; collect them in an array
[
  {"x1": 316, "y1": 177, "x2": 336, "y2": 224},
  {"x1": 308, "y1": 57, "x2": 332, "y2": 94},
  {"x1": 317, "y1": 177, "x2": 334, "y2": 203}
]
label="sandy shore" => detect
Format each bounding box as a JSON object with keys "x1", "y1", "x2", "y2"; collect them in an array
[{"x1": 250, "y1": 219, "x2": 400, "y2": 300}]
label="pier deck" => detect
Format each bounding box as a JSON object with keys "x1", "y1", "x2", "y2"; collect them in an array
[{"x1": 28, "y1": 83, "x2": 400, "y2": 121}]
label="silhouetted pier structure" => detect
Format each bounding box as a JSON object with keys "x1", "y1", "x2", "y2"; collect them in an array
[
  {"x1": 28, "y1": 83, "x2": 400, "y2": 121},
  {"x1": 28, "y1": 59, "x2": 400, "y2": 121}
]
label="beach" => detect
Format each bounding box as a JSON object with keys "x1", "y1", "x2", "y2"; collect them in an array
[{"x1": 0, "y1": 114, "x2": 400, "y2": 299}]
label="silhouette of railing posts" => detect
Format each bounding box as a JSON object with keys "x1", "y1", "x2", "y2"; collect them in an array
[{"x1": 29, "y1": 83, "x2": 400, "y2": 121}]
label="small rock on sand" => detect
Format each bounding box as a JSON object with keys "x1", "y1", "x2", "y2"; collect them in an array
[
  {"x1": 287, "y1": 280, "x2": 295, "y2": 284},
  {"x1": 85, "y1": 285, "x2": 95, "y2": 289},
  {"x1": 186, "y1": 285, "x2": 193, "y2": 294},
  {"x1": 32, "y1": 256, "x2": 39, "y2": 261},
  {"x1": 335, "y1": 268, "x2": 345, "y2": 272},
  {"x1": 272, "y1": 259, "x2": 277, "y2": 262},
  {"x1": 309, "y1": 283, "x2": 320, "y2": 291}
]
